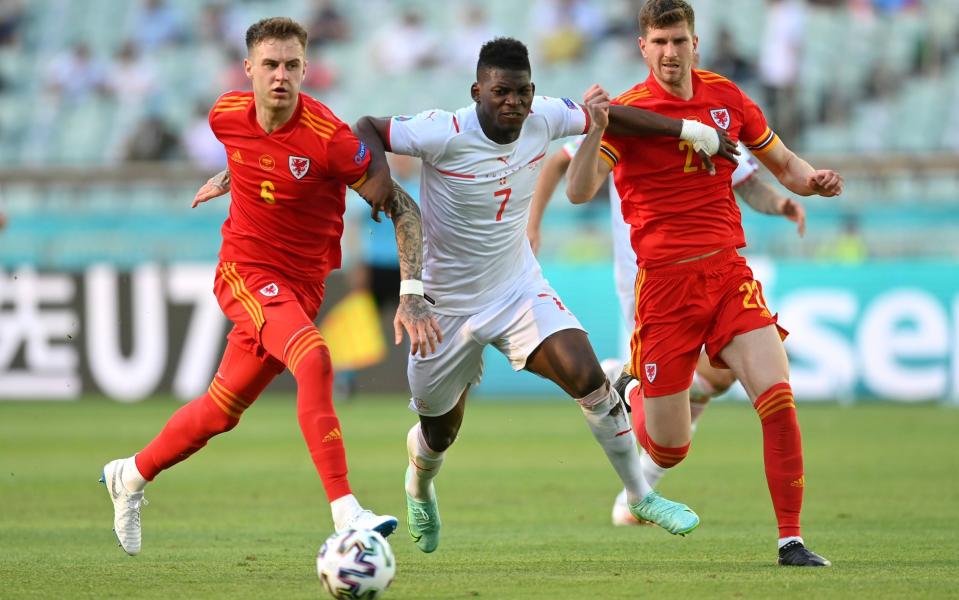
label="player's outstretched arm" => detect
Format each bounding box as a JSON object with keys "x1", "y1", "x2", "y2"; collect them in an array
[
  {"x1": 736, "y1": 176, "x2": 807, "y2": 237},
  {"x1": 192, "y1": 169, "x2": 231, "y2": 208},
  {"x1": 353, "y1": 116, "x2": 395, "y2": 222},
  {"x1": 567, "y1": 85, "x2": 612, "y2": 203},
  {"x1": 528, "y1": 151, "x2": 572, "y2": 254},
  {"x1": 755, "y1": 140, "x2": 843, "y2": 198},
  {"x1": 607, "y1": 105, "x2": 740, "y2": 170},
  {"x1": 389, "y1": 180, "x2": 442, "y2": 358}
]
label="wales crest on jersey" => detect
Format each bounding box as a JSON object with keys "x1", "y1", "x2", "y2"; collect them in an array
[
  {"x1": 289, "y1": 155, "x2": 310, "y2": 179},
  {"x1": 709, "y1": 108, "x2": 730, "y2": 130}
]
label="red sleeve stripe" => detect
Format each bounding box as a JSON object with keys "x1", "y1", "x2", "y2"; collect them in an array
[
  {"x1": 580, "y1": 103, "x2": 591, "y2": 134},
  {"x1": 435, "y1": 167, "x2": 475, "y2": 179},
  {"x1": 452, "y1": 115, "x2": 460, "y2": 133},
  {"x1": 527, "y1": 152, "x2": 547, "y2": 166},
  {"x1": 385, "y1": 119, "x2": 393, "y2": 152}
]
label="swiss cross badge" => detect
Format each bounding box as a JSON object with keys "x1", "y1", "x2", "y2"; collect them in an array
[
  {"x1": 710, "y1": 108, "x2": 730, "y2": 130},
  {"x1": 644, "y1": 363, "x2": 657, "y2": 383},
  {"x1": 289, "y1": 155, "x2": 310, "y2": 179}
]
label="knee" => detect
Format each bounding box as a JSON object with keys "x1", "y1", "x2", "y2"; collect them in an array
[
  {"x1": 569, "y1": 366, "x2": 608, "y2": 400},
  {"x1": 292, "y1": 345, "x2": 333, "y2": 381},
  {"x1": 709, "y1": 370, "x2": 738, "y2": 395},
  {"x1": 422, "y1": 423, "x2": 459, "y2": 453},
  {"x1": 200, "y1": 396, "x2": 241, "y2": 434}
]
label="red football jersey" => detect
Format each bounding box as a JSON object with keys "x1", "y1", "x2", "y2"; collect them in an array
[
  {"x1": 209, "y1": 91, "x2": 371, "y2": 281},
  {"x1": 601, "y1": 69, "x2": 779, "y2": 267}
]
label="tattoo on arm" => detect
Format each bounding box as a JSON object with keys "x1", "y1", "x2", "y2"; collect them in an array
[
  {"x1": 213, "y1": 169, "x2": 231, "y2": 189},
  {"x1": 737, "y1": 177, "x2": 783, "y2": 215},
  {"x1": 389, "y1": 179, "x2": 423, "y2": 281}
]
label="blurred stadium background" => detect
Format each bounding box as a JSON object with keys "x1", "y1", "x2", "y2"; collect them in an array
[{"x1": 0, "y1": 0, "x2": 957, "y2": 404}]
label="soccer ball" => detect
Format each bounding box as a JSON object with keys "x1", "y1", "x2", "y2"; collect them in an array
[{"x1": 316, "y1": 529, "x2": 396, "y2": 599}]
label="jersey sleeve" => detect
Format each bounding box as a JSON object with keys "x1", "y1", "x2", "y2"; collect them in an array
[
  {"x1": 387, "y1": 110, "x2": 457, "y2": 164},
  {"x1": 326, "y1": 122, "x2": 372, "y2": 190},
  {"x1": 731, "y1": 143, "x2": 760, "y2": 188},
  {"x1": 533, "y1": 96, "x2": 590, "y2": 142},
  {"x1": 739, "y1": 91, "x2": 780, "y2": 157},
  {"x1": 207, "y1": 91, "x2": 252, "y2": 143}
]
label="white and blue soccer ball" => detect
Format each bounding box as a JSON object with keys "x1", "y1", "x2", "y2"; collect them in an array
[{"x1": 317, "y1": 528, "x2": 396, "y2": 599}]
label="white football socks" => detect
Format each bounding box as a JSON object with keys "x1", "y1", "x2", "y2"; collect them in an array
[
  {"x1": 577, "y1": 382, "x2": 652, "y2": 504},
  {"x1": 122, "y1": 456, "x2": 147, "y2": 492},
  {"x1": 406, "y1": 423, "x2": 444, "y2": 500},
  {"x1": 330, "y1": 494, "x2": 361, "y2": 529}
]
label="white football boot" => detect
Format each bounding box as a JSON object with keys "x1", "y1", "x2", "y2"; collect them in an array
[
  {"x1": 100, "y1": 458, "x2": 147, "y2": 555},
  {"x1": 338, "y1": 509, "x2": 398, "y2": 538}
]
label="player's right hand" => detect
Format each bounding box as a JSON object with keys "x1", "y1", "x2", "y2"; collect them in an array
[
  {"x1": 394, "y1": 295, "x2": 443, "y2": 358},
  {"x1": 192, "y1": 173, "x2": 231, "y2": 208},
  {"x1": 582, "y1": 84, "x2": 610, "y2": 131}
]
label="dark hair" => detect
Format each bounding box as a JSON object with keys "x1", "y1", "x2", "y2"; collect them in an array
[
  {"x1": 245, "y1": 17, "x2": 308, "y2": 52},
  {"x1": 476, "y1": 37, "x2": 531, "y2": 78},
  {"x1": 638, "y1": 0, "x2": 695, "y2": 36}
]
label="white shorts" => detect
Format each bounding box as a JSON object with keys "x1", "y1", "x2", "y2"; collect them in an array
[{"x1": 407, "y1": 274, "x2": 584, "y2": 417}]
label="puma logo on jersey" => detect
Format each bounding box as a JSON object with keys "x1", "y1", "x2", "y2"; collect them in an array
[{"x1": 322, "y1": 428, "x2": 342, "y2": 442}]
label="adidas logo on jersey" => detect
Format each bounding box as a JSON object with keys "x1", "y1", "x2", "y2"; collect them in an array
[
  {"x1": 790, "y1": 475, "x2": 805, "y2": 488},
  {"x1": 322, "y1": 428, "x2": 342, "y2": 443},
  {"x1": 230, "y1": 149, "x2": 243, "y2": 163}
]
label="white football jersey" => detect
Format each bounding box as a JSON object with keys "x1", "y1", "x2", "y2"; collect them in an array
[{"x1": 389, "y1": 96, "x2": 589, "y2": 315}]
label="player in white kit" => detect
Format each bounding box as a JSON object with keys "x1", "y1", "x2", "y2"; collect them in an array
[
  {"x1": 355, "y1": 38, "x2": 735, "y2": 552},
  {"x1": 528, "y1": 137, "x2": 808, "y2": 525}
]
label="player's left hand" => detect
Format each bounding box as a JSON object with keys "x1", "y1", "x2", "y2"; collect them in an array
[
  {"x1": 394, "y1": 295, "x2": 443, "y2": 358},
  {"x1": 359, "y1": 173, "x2": 395, "y2": 222},
  {"x1": 581, "y1": 84, "x2": 610, "y2": 131},
  {"x1": 192, "y1": 172, "x2": 231, "y2": 208},
  {"x1": 808, "y1": 169, "x2": 843, "y2": 197},
  {"x1": 780, "y1": 197, "x2": 807, "y2": 237}
]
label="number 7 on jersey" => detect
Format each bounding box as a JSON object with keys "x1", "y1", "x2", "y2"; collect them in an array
[{"x1": 494, "y1": 187, "x2": 512, "y2": 222}]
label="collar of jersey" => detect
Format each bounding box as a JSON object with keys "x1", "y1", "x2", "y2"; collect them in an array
[
  {"x1": 470, "y1": 105, "x2": 522, "y2": 148},
  {"x1": 644, "y1": 69, "x2": 702, "y2": 103},
  {"x1": 248, "y1": 92, "x2": 304, "y2": 138}
]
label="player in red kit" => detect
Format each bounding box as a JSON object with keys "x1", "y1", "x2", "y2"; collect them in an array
[
  {"x1": 566, "y1": 0, "x2": 842, "y2": 567},
  {"x1": 100, "y1": 17, "x2": 441, "y2": 557}
]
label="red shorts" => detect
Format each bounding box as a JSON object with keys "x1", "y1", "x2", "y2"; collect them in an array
[
  {"x1": 629, "y1": 248, "x2": 787, "y2": 397},
  {"x1": 213, "y1": 261, "x2": 326, "y2": 364}
]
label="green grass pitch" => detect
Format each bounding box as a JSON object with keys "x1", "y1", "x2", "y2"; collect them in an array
[{"x1": 1, "y1": 396, "x2": 958, "y2": 599}]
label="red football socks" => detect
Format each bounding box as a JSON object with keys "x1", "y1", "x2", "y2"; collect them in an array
[
  {"x1": 285, "y1": 328, "x2": 351, "y2": 502},
  {"x1": 754, "y1": 381, "x2": 804, "y2": 538}
]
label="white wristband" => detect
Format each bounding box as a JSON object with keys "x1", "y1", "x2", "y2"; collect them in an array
[
  {"x1": 399, "y1": 279, "x2": 424, "y2": 296},
  {"x1": 680, "y1": 119, "x2": 720, "y2": 155}
]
